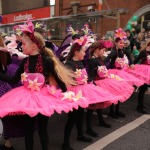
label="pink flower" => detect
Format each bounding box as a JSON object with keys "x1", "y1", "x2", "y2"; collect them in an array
[
  {"x1": 115, "y1": 28, "x2": 127, "y2": 39},
  {"x1": 73, "y1": 37, "x2": 87, "y2": 46},
  {"x1": 14, "y1": 19, "x2": 34, "y2": 34}
]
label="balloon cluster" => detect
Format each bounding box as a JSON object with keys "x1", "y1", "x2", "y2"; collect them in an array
[{"x1": 126, "y1": 16, "x2": 138, "y2": 32}]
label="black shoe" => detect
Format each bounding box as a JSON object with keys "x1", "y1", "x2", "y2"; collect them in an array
[
  {"x1": 108, "y1": 112, "x2": 119, "y2": 119},
  {"x1": 77, "y1": 135, "x2": 93, "y2": 143},
  {"x1": 99, "y1": 121, "x2": 112, "y2": 128},
  {"x1": 61, "y1": 144, "x2": 74, "y2": 150},
  {"x1": 136, "y1": 106, "x2": 147, "y2": 114},
  {"x1": 0, "y1": 145, "x2": 15, "y2": 150},
  {"x1": 116, "y1": 112, "x2": 126, "y2": 118},
  {"x1": 86, "y1": 129, "x2": 99, "y2": 137}
]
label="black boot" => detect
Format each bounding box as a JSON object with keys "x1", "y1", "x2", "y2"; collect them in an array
[
  {"x1": 109, "y1": 105, "x2": 119, "y2": 119},
  {"x1": 99, "y1": 121, "x2": 111, "y2": 128},
  {"x1": 116, "y1": 111, "x2": 126, "y2": 118},
  {"x1": 62, "y1": 144, "x2": 74, "y2": 150},
  {"x1": 86, "y1": 129, "x2": 99, "y2": 137},
  {"x1": 77, "y1": 135, "x2": 93, "y2": 143},
  {"x1": 137, "y1": 84, "x2": 148, "y2": 113},
  {"x1": 136, "y1": 106, "x2": 147, "y2": 114},
  {"x1": 86, "y1": 110, "x2": 98, "y2": 137},
  {"x1": 115, "y1": 102, "x2": 126, "y2": 118}
]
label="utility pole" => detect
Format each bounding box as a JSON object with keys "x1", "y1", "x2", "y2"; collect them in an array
[
  {"x1": 0, "y1": 0, "x2": 2, "y2": 15},
  {"x1": 103, "y1": 0, "x2": 110, "y2": 10},
  {"x1": 116, "y1": 10, "x2": 121, "y2": 29}
]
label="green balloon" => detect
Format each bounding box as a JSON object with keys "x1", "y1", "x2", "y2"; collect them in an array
[
  {"x1": 128, "y1": 21, "x2": 132, "y2": 25},
  {"x1": 132, "y1": 16, "x2": 138, "y2": 21},
  {"x1": 127, "y1": 24, "x2": 132, "y2": 30}
]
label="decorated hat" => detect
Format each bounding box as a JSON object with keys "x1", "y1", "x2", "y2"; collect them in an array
[{"x1": 114, "y1": 28, "x2": 127, "y2": 40}]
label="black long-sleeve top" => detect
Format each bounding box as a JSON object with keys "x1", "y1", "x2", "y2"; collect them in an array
[
  {"x1": 133, "y1": 50, "x2": 150, "y2": 64},
  {"x1": 104, "y1": 47, "x2": 133, "y2": 69},
  {"x1": 0, "y1": 52, "x2": 67, "y2": 92},
  {"x1": 88, "y1": 57, "x2": 103, "y2": 82},
  {"x1": 65, "y1": 60, "x2": 85, "y2": 71}
]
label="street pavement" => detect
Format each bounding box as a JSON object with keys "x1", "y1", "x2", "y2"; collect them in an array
[{"x1": 0, "y1": 92, "x2": 150, "y2": 150}]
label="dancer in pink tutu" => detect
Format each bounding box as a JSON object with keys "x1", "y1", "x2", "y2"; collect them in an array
[
  {"x1": 131, "y1": 41, "x2": 150, "y2": 114},
  {"x1": 0, "y1": 20, "x2": 87, "y2": 150},
  {"x1": 62, "y1": 37, "x2": 120, "y2": 150},
  {"x1": 89, "y1": 41, "x2": 134, "y2": 103},
  {"x1": 87, "y1": 41, "x2": 134, "y2": 129},
  {"x1": 104, "y1": 28, "x2": 144, "y2": 118}
]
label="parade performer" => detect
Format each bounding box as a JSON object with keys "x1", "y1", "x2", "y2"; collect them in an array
[
  {"x1": 0, "y1": 20, "x2": 88, "y2": 150},
  {"x1": 62, "y1": 37, "x2": 120, "y2": 150},
  {"x1": 87, "y1": 41, "x2": 134, "y2": 126},
  {"x1": 126, "y1": 41, "x2": 150, "y2": 113},
  {"x1": 104, "y1": 28, "x2": 144, "y2": 118}
]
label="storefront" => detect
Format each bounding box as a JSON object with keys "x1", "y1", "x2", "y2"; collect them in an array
[{"x1": 0, "y1": 7, "x2": 50, "y2": 34}]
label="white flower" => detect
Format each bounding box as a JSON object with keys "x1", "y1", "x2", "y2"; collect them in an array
[
  {"x1": 61, "y1": 91, "x2": 75, "y2": 101},
  {"x1": 21, "y1": 72, "x2": 28, "y2": 83},
  {"x1": 27, "y1": 78, "x2": 42, "y2": 91},
  {"x1": 75, "y1": 69, "x2": 82, "y2": 77},
  {"x1": 61, "y1": 90, "x2": 85, "y2": 102},
  {"x1": 73, "y1": 90, "x2": 85, "y2": 101}
]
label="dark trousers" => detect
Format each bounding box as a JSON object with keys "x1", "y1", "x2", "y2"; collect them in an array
[
  {"x1": 110, "y1": 101, "x2": 120, "y2": 113},
  {"x1": 25, "y1": 114, "x2": 49, "y2": 150},
  {"x1": 63, "y1": 107, "x2": 84, "y2": 146},
  {"x1": 86, "y1": 109, "x2": 103, "y2": 130},
  {"x1": 138, "y1": 84, "x2": 148, "y2": 108}
]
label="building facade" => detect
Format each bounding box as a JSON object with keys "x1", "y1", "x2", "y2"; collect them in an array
[{"x1": 0, "y1": 0, "x2": 150, "y2": 39}]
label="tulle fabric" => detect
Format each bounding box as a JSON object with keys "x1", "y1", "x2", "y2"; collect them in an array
[
  {"x1": 124, "y1": 64, "x2": 150, "y2": 84},
  {"x1": 95, "y1": 78, "x2": 134, "y2": 103},
  {"x1": 108, "y1": 69, "x2": 144, "y2": 87},
  {"x1": 0, "y1": 85, "x2": 89, "y2": 118},
  {"x1": 68, "y1": 83, "x2": 119, "y2": 109}
]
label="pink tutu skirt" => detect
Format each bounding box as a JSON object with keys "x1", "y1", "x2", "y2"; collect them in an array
[
  {"x1": 87, "y1": 101, "x2": 113, "y2": 109},
  {"x1": 68, "y1": 83, "x2": 119, "y2": 109},
  {"x1": 124, "y1": 65, "x2": 150, "y2": 84},
  {"x1": 108, "y1": 69, "x2": 144, "y2": 87},
  {"x1": 95, "y1": 78, "x2": 134, "y2": 103},
  {"x1": 0, "y1": 85, "x2": 88, "y2": 118}
]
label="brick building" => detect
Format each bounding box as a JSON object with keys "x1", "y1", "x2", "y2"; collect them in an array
[{"x1": 0, "y1": 0, "x2": 150, "y2": 39}]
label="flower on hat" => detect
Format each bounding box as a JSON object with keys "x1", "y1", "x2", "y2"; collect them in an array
[{"x1": 114, "y1": 28, "x2": 127, "y2": 40}]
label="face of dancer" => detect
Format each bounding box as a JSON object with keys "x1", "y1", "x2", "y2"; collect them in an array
[
  {"x1": 21, "y1": 35, "x2": 39, "y2": 55},
  {"x1": 98, "y1": 48, "x2": 105, "y2": 57},
  {"x1": 115, "y1": 40, "x2": 124, "y2": 50},
  {"x1": 74, "y1": 46, "x2": 86, "y2": 61}
]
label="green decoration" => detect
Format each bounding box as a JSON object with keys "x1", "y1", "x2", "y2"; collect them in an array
[
  {"x1": 132, "y1": 16, "x2": 138, "y2": 21},
  {"x1": 128, "y1": 21, "x2": 132, "y2": 25},
  {"x1": 127, "y1": 24, "x2": 132, "y2": 30}
]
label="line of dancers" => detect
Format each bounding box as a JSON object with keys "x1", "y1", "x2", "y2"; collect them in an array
[{"x1": 0, "y1": 20, "x2": 150, "y2": 150}]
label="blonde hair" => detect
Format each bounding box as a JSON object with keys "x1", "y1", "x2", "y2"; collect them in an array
[{"x1": 30, "y1": 32, "x2": 76, "y2": 86}]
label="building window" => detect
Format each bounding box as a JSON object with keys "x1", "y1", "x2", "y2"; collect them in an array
[{"x1": 50, "y1": 0, "x2": 55, "y2": 6}]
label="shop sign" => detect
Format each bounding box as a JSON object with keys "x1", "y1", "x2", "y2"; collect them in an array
[{"x1": 1, "y1": 7, "x2": 50, "y2": 24}]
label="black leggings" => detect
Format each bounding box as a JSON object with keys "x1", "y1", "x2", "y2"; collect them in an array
[
  {"x1": 138, "y1": 84, "x2": 148, "y2": 108},
  {"x1": 110, "y1": 101, "x2": 120, "y2": 113},
  {"x1": 86, "y1": 109, "x2": 104, "y2": 130},
  {"x1": 25, "y1": 114, "x2": 49, "y2": 150},
  {"x1": 63, "y1": 107, "x2": 84, "y2": 146}
]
